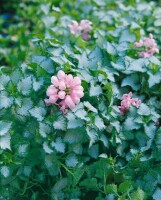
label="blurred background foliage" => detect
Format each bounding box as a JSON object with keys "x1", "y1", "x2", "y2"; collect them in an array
[
  {"x1": 0, "y1": 0, "x2": 161, "y2": 69},
  {"x1": 1, "y1": 0, "x2": 161, "y2": 69}
]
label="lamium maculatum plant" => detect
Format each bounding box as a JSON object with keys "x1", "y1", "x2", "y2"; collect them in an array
[{"x1": 0, "y1": 0, "x2": 161, "y2": 199}]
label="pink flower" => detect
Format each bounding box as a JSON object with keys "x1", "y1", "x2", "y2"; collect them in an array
[
  {"x1": 81, "y1": 32, "x2": 91, "y2": 41},
  {"x1": 134, "y1": 34, "x2": 159, "y2": 58},
  {"x1": 68, "y1": 20, "x2": 81, "y2": 35},
  {"x1": 79, "y1": 20, "x2": 92, "y2": 32},
  {"x1": 119, "y1": 92, "x2": 141, "y2": 115},
  {"x1": 69, "y1": 19, "x2": 92, "y2": 41},
  {"x1": 45, "y1": 70, "x2": 84, "y2": 114}
]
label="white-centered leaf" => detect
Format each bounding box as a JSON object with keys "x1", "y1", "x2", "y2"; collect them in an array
[
  {"x1": 90, "y1": 81, "x2": 102, "y2": 96},
  {"x1": 0, "y1": 121, "x2": 12, "y2": 136},
  {"x1": 1, "y1": 166, "x2": 10, "y2": 177},
  {"x1": 0, "y1": 133, "x2": 11, "y2": 150},
  {"x1": 17, "y1": 76, "x2": 32, "y2": 96},
  {"x1": 53, "y1": 115, "x2": 66, "y2": 131},
  {"x1": 29, "y1": 106, "x2": 46, "y2": 121},
  {"x1": 84, "y1": 101, "x2": 98, "y2": 113},
  {"x1": 51, "y1": 137, "x2": 65, "y2": 153},
  {"x1": 137, "y1": 103, "x2": 150, "y2": 116},
  {"x1": 65, "y1": 154, "x2": 78, "y2": 167}
]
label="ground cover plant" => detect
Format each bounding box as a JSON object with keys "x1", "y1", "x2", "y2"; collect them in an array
[{"x1": 0, "y1": 0, "x2": 161, "y2": 199}]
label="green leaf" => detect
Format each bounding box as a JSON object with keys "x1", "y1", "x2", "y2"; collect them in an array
[
  {"x1": 137, "y1": 103, "x2": 150, "y2": 116},
  {"x1": 1, "y1": 166, "x2": 10, "y2": 177},
  {"x1": 118, "y1": 180, "x2": 133, "y2": 193},
  {"x1": 124, "y1": 117, "x2": 140, "y2": 130},
  {"x1": 156, "y1": 128, "x2": 161, "y2": 145},
  {"x1": 100, "y1": 134, "x2": 109, "y2": 147},
  {"x1": 52, "y1": 6, "x2": 61, "y2": 12},
  {"x1": 153, "y1": 188, "x2": 161, "y2": 200},
  {"x1": 88, "y1": 144, "x2": 99, "y2": 159},
  {"x1": 149, "y1": 56, "x2": 161, "y2": 66},
  {"x1": 64, "y1": 128, "x2": 84, "y2": 144},
  {"x1": 33, "y1": 77, "x2": 44, "y2": 91},
  {"x1": 0, "y1": 121, "x2": 12, "y2": 136},
  {"x1": 128, "y1": 58, "x2": 148, "y2": 72},
  {"x1": 86, "y1": 127, "x2": 98, "y2": 146},
  {"x1": 130, "y1": 22, "x2": 140, "y2": 29},
  {"x1": 106, "y1": 184, "x2": 117, "y2": 194},
  {"x1": 43, "y1": 142, "x2": 53, "y2": 154},
  {"x1": 66, "y1": 113, "x2": 84, "y2": 129},
  {"x1": 40, "y1": 4, "x2": 49, "y2": 14},
  {"x1": 53, "y1": 115, "x2": 66, "y2": 131},
  {"x1": 131, "y1": 188, "x2": 146, "y2": 200},
  {"x1": 10, "y1": 69, "x2": 22, "y2": 84},
  {"x1": 105, "y1": 42, "x2": 117, "y2": 55},
  {"x1": 29, "y1": 106, "x2": 46, "y2": 121},
  {"x1": 39, "y1": 122, "x2": 51, "y2": 138},
  {"x1": 84, "y1": 101, "x2": 98, "y2": 113},
  {"x1": 53, "y1": 178, "x2": 68, "y2": 193},
  {"x1": 88, "y1": 47, "x2": 103, "y2": 69},
  {"x1": 74, "y1": 108, "x2": 89, "y2": 121},
  {"x1": 111, "y1": 61, "x2": 125, "y2": 71},
  {"x1": 90, "y1": 81, "x2": 102, "y2": 96},
  {"x1": 111, "y1": 121, "x2": 120, "y2": 132},
  {"x1": 148, "y1": 72, "x2": 161, "y2": 88},
  {"x1": 0, "y1": 133, "x2": 11, "y2": 150},
  {"x1": 77, "y1": 69, "x2": 93, "y2": 82},
  {"x1": 119, "y1": 29, "x2": 136, "y2": 43},
  {"x1": 0, "y1": 74, "x2": 10, "y2": 90},
  {"x1": 144, "y1": 123, "x2": 156, "y2": 139},
  {"x1": 18, "y1": 144, "x2": 29, "y2": 157},
  {"x1": 32, "y1": 56, "x2": 55, "y2": 74},
  {"x1": 0, "y1": 91, "x2": 13, "y2": 109},
  {"x1": 95, "y1": 115, "x2": 105, "y2": 130},
  {"x1": 51, "y1": 137, "x2": 65, "y2": 153},
  {"x1": 23, "y1": 166, "x2": 32, "y2": 177},
  {"x1": 77, "y1": 52, "x2": 90, "y2": 69},
  {"x1": 45, "y1": 155, "x2": 60, "y2": 176},
  {"x1": 51, "y1": 55, "x2": 74, "y2": 67},
  {"x1": 17, "y1": 76, "x2": 32, "y2": 96},
  {"x1": 42, "y1": 16, "x2": 56, "y2": 28},
  {"x1": 154, "y1": 19, "x2": 161, "y2": 26},
  {"x1": 105, "y1": 194, "x2": 115, "y2": 200},
  {"x1": 65, "y1": 154, "x2": 78, "y2": 167},
  {"x1": 72, "y1": 144, "x2": 83, "y2": 155},
  {"x1": 80, "y1": 178, "x2": 98, "y2": 190},
  {"x1": 121, "y1": 74, "x2": 140, "y2": 91},
  {"x1": 16, "y1": 97, "x2": 33, "y2": 117}
]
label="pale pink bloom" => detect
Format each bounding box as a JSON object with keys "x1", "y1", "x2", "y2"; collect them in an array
[
  {"x1": 65, "y1": 95, "x2": 75, "y2": 109},
  {"x1": 51, "y1": 76, "x2": 59, "y2": 87},
  {"x1": 57, "y1": 70, "x2": 66, "y2": 80},
  {"x1": 59, "y1": 81, "x2": 66, "y2": 90},
  {"x1": 68, "y1": 20, "x2": 81, "y2": 35},
  {"x1": 135, "y1": 34, "x2": 159, "y2": 58},
  {"x1": 119, "y1": 92, "x2": 141, "y2": 115},
  {"x1": 46, "y1": 86, "x2": 58, "y2": 96},
  {"x1": 81, "y1": 32, "x2": 91, "y2": 41},
  {"x1": 69, "y1": 19, "x2": 92, "y2": 41},
  {"x1": 45, "y1": 70, "x2": 84, "y2": 114},
  {"x1": 134, "y1": 40, "x2": 143, "y2": 47},
  {"x1": 58, "y1": 91, "x2": 66, "y2": 99},
  {"x1": 79, "y1": 20, "x2": 92, "y2": 32},
  {"x1": 139, "y1": 52, "x2": 150, "y2": 58}
]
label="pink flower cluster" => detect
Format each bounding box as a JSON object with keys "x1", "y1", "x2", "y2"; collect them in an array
[
  {"x1": 69, "y1": 19, "x2": 92, "y2": 40},
  {"x1": 134, "y1": 33, "x2": 159, "y2": 58},
  {"x1": 119, "y1": 92, "x2": 141, "y2": 115},
  {"x1": 45, "y1": 70, "x2": 84, "y2": 114}
]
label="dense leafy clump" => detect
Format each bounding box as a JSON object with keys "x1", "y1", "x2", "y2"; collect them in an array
[{"x1": 0, "y1": 0, "x2": 161, "y2": 199}]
